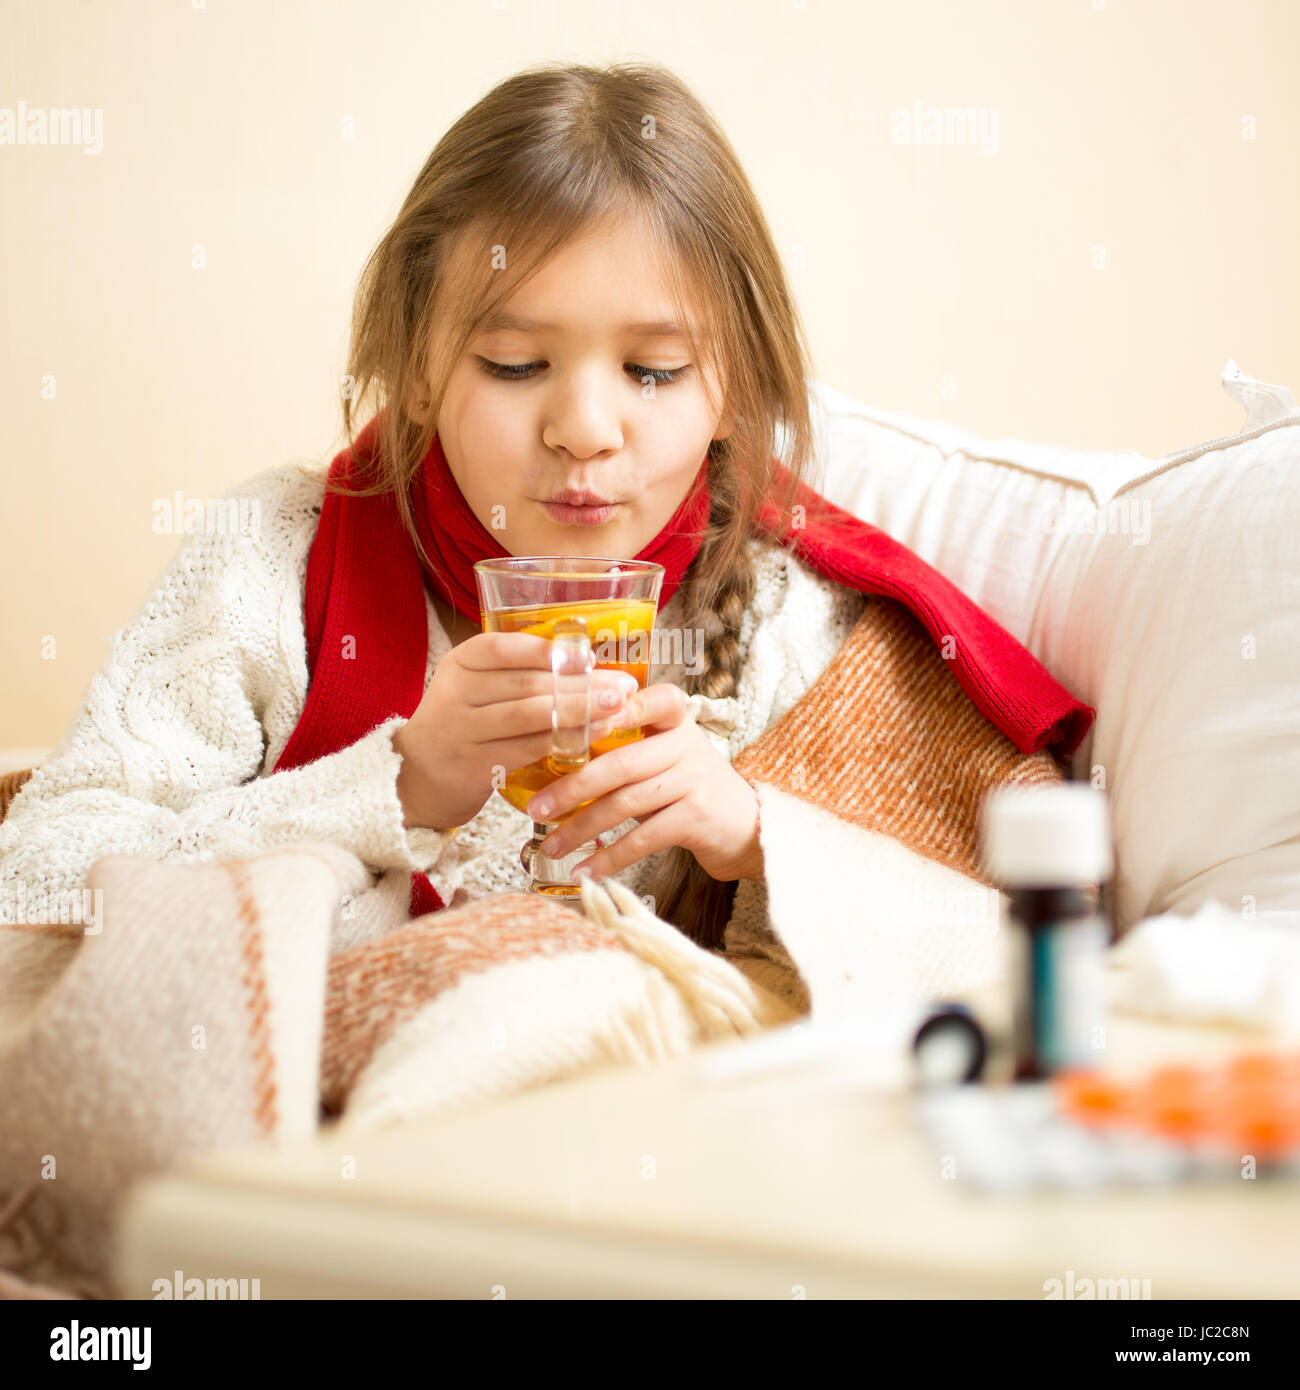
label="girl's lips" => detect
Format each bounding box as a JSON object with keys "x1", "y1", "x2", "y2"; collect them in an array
[{"x1": 541, "y1": 500, "x2": 618, "y2": 526}]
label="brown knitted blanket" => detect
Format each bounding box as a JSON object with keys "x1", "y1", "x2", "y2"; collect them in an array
[{"x1": 0, "y1": 597, "x2": 1063, "y2": 1299}]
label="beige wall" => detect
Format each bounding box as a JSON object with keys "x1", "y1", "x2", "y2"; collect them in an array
[{"x1": 3, "y1": 0, "x2": 1298, "y2": 749}]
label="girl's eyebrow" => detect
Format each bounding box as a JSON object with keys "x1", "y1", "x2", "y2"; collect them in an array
[{"x1": 478, "y1": 311, "x2": 699, "y2": 339}]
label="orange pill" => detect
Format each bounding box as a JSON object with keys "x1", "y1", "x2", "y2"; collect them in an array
[
  {"x1": 1136, "y1": 1065, "x2": 1216, "y2": 1142},
  {"x1": 1056, "y1": 1069, "x2": 1134, "y2": 1127},
  {"x1": 1208, "y1": 1089, "x2": 1300, "y2": 1161},
  {"x1": 1222, "y1": 1052, "x2": 1293, "y2": 1092}
]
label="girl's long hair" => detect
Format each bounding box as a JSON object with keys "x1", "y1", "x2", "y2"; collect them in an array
[{"x1": 330, "y1": 60, "x2": 819, "y2": 949}]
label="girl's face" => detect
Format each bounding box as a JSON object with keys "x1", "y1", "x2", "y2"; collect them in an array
[{"x1": 415, "y1": 215, "x2": 733, "y2": 558}]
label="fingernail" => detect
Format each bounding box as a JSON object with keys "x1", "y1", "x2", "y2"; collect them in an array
[
  {"x1": 598, "y1": 687, "x2": 625, "y2": 709},
  {"x1": 540, "y1": 834, "x2": 562, "y2": 855},
  {"x1": 529, "y1": 795, "x2": 553, "y2": 820}
]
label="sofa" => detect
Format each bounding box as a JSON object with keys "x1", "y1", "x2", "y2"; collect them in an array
[
  {"x1": 800, "y1": 362, "x2": 1300, "y2": 937},
  {"x1": 5, "y1": 360, "x2": 1299, "y2": 939}
]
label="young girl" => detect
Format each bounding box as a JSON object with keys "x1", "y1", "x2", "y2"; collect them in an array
[{"x1": 0, "y1": 61, "x2": 1091, "y2": 970}]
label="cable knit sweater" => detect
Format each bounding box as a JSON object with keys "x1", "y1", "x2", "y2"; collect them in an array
[{"x1": 0, "y1": 462, "x2": 866, "y2": 952}]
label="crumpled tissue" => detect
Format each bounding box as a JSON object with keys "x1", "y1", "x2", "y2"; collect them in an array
[{"x1": 1107, "y1": 897, "x2": 1300, "y2": 1035}]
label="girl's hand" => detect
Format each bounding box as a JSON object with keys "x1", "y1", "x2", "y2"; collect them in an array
[
  {"x1": 524, "y1": 682, "x2": 764, "y2": 884},
  {"x1": 393, "y1": 633, "x2": 639, "y2": 832}
]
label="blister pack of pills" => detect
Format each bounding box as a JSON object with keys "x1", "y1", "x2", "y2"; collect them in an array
[{"x1": 916, "y1": 1053, "x2": 1300, "y2": 1190}]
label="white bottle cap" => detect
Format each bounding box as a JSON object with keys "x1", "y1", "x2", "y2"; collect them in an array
[{"x1": 980, "y1": 782, "x2": 1113, "y2": 888}]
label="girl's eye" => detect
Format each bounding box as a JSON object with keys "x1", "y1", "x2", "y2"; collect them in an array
[
  {"x1": 477, "y1": 358, "x2": 543, "y2": 380},
  {"x1": 475, "y1": 358, "x2": 690, "y2": 385},
  {"x1": 629, "y1": 363, "x2": 690, "y2": 385}
]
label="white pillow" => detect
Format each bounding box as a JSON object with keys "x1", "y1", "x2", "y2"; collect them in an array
[
  {"x1": 803, "y1": 379, "x2": 1151, "y2": 653},
  {"x1": 801, "y1": 367, "x2": 1300, "y2": 935},
  {"x1": 1055, "y1": 407, "x2": 1300, "y2": 932}
]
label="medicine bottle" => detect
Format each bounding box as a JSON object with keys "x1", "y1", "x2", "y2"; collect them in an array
[{"x1": 981, "y1": 782, "x2": 1114, "y2": 1082}]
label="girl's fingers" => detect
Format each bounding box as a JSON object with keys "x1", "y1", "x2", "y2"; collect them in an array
[
  {"x1": 464, "y1": 665, "x2": 637, "y2": 709},
  {"x1": 612, "y1": 681, "x2": 691, "y2": 734},
  {"x1": 573, "y1": 805, "x2": 690, "y2": 882},
  {"x1": 479, "y1": 728, "x2": 557, "y2": 774},
  {"x1": 538, "y1": 768, "x2": 688, "y2": 860},
  {"x1": 525, "y1": 723, "x2": 683, "y2": 823},
  {"x1": 457, "y1": 631, "x2": 558, "y2": 671},
  {"x1": 469, "y1": 686, "x2": 631, "y2": 741},
  {"x1": 470, "y1": 695, "x2": 561, "y2": 742},
  {"x1": 483, "y1": 719, "x2": 619, "y2": 779}
]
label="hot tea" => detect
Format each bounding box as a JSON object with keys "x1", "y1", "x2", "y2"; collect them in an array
[
  {"x1": 481, "y1": 596, "x2": 657, "y2": 814},
  {"x1": 473, "y1": 555, "x2": 664, "y2": 899}
]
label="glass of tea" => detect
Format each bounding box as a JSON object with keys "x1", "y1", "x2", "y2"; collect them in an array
[{"x1": 473, "y1": 556, "x2": 665, "y2": 901}]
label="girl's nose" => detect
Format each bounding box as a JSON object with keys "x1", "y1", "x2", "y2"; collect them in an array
[{"x1": 541, "y1": 372, "x2": 625, "y2": 461}]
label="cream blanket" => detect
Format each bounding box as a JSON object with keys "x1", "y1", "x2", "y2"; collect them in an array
[{"x1": 0, "y1": 598, "x2": 1064, "y2": 1299}]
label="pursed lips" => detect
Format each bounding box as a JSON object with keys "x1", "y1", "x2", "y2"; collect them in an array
[{"x1": 534, "y1": 485, "x2": 621, "y2": 526}]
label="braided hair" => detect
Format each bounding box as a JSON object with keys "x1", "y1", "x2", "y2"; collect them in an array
[{"x1": 645, "y1": 467, "x2": 758, "y2": 951}]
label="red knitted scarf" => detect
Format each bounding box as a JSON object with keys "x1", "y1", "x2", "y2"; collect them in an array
[{"x1": 274, "y1": 414, "x2": 1094, "y2": 918}]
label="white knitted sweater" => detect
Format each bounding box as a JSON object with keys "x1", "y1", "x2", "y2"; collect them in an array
[{"x1": 0, "y1": 463, "x2": 865, "y2": 953}]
